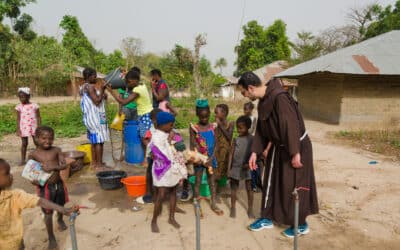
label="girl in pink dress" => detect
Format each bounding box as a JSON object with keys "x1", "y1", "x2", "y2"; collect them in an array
[{"x1": 16, "y1": 87, "x2": 41, "y2": 165}]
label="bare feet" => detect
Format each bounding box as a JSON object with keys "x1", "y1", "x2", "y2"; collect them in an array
[
  {"x1": 57, "y1": 219, "x2": 67, "y2": 231},
  {"x1": 247, "y1": 209, "x2": 255, "y2": 219},
  {"x1": 230, "y1": 207, "x2": 236, "y2": 218},
  {"x1": 151, "y1": 221, "x2": 160, "y2": 233},
  {"x1": 48, "y1": 238, "x2": 58, "y2": 250},
  {"x1": 175, "y1": 206, "x2": 186, "y2": 214},
  {"x1": 168, "y1": 218, "x2": 181, "y2": 229},
  {"x1": 211, "y1": 203, "x2": 224, "y2": 216}
]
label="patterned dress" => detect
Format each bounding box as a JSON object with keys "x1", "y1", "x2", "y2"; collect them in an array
[
  {"x1": 80, "y1": 83, "x2": 109, "y2": 144},
  {"x1": 15, "y1": 103, "x2": 39, "y2": 137},
  {"x1": 214, "y1": 122, "x2": 233, "y2": 179}
]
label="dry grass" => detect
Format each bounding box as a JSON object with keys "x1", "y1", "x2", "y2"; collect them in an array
[{"x1": 333, "y1": 129, "x2": 400, "y2": 159}]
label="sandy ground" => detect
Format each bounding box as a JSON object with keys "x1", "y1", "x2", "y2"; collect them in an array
[{"x1": 1, "y1": 119, "x2": 400, "y2": 250}]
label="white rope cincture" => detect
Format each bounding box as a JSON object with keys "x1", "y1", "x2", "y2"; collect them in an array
[
  {"x1": 300, "y1": 131, "x2": 308, "y2": 141},
  {"x1": 264, "y1": 146, "x2": 276, "y2": 208}
]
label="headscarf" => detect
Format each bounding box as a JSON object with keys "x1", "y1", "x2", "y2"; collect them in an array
[
  {"x1": 156, "y1": 111, "x2": 175, "y2": 126},
  {"x1": 195, "y1": 99, "x2": 208, "y2": 108},
  {"x1": 18, "y1": 87, "x2": 30, "y2": 95}
]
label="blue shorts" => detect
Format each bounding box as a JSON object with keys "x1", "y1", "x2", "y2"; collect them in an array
[{"x1": 138, "y1": 113, "x2": 152, "y2": 138}]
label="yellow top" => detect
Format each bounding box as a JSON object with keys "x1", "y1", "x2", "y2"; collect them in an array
[
  {"x1": 133, "y1": 84, "x2": 153, "y2": 116},
  {"x1": 0, "y1": 189, "x2": 39, "y2": 250}
]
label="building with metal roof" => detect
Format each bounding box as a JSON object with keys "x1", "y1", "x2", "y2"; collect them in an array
[{"x1": 275, "y1": 31, "x2": 400, "y2": 128}]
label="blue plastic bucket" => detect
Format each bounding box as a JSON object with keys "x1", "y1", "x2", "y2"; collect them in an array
[{"x1": 123, "y1": 121, "x2": 144, "y2": 164}]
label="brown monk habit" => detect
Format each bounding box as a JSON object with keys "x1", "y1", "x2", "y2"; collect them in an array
[{"x1": 252, "y1": 78, "x2": 319, "y2": 225}]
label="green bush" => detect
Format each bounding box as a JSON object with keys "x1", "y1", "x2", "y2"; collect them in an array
[{"x1": 0, "y1": 101, "x2": 119, "y2": 139}]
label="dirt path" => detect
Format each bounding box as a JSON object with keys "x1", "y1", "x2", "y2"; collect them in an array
[
  {"x1": 1, "y1": 120, "x2": 399, "y2": 250},
  {"x1": 0, "y1": 96, "x2": 77, "y2": 106}
]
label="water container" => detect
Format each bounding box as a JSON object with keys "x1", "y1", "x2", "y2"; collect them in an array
[
  {"x1": 124, "y1": 120, "x2": 144, "y2": 164},
  {"x1": 104, "y1": 68, "x2": 126, "y2": 89}
]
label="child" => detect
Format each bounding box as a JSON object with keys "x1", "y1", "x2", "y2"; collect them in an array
[
  {"x1": 16, "y1": 87, "x2": 41, "y2": 165},
  {"x1": 214, "y1": 104, "x2": 234, "y2": 198},
  {"x1": 0, "y1": 158, "x2": 78, "y2": 250},
  {"x1": 190, "y1": 99, "x2": 223, "y2": 216},
  {"x1": 244, "y1": 101, "x2": 262, "y2": 192},
  {"x1": 150, "y1": 112, "x2": 187, "y2": 233},
  {"x1": 159, "y1": 99, "x2": 177, "y2": 116},
  {"x1": 244, "y1": 102, "x2": 256, "y2": 135},
  {"x1": 228, "y1": 116, "x2": 254, "y2": 219},
  {"x1": 28, "y1": 126, "x2": 69, "y2": 249},
  {"x1": 106, "y1": 70, "x2": 153, "y2": 160},
  {"x1": 140, "y1": 108, "x2": 162, "y2": 204},
  {"x1": 80, "y1": 67, "x2": 109, "y2": 170}
]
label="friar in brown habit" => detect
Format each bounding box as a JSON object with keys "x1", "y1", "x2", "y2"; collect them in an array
[{"x1": 237, "y1": 72, "x2": 318, "y2": 238}]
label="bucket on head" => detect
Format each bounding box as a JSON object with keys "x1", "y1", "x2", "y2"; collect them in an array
[
  {"x1": 121, "y1": 176, "x2": 146, "y2": 197},
  {"x1": 104, "y1": 68, "x2": 126, "y2": 89},
  {"x1": 189, "y1": 172, "x2": 210, "y2": 197},
  {"x1": 75, "y1": 144, "x2": 92, "y2": 164},
  {"x1": 123, "y1": 120, "x2": 144, "y2": 164}
]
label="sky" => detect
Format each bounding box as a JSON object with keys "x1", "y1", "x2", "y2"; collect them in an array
[{"x1": 21, "y1": 0, "x2": 397, "y2": 75}]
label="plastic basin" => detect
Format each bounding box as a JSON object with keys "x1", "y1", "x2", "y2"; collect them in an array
[
  {"x1": 96, "y1": 170, "x2": 127, "y2": 190},
  {"x1": 121, "y1": 176, "x2": 146, "y2": 197}
]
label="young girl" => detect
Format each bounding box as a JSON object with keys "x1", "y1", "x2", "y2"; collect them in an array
[
  {"x1": 80, "y1": 68, "x2": 109, "y2": 170},
  {"x1": 228, "y1": 116, "x2": 254, "y2": 219},
  {"x1": 214, "y1": 104, "x2": 234, "y2": 194},
  {"x1": 244, "y1": 102, "x2": 256, "y2": 136},
  {"x1": 16, "y1": 87, "x2": 41, "y2": 165},
  {"x1": 150, "y1": 112, "x2": 187, "y2": 233},
  {"x1": 190, "y1": 99, "x2": 223, "y2": 216}
]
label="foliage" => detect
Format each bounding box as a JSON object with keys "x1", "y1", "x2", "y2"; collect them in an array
[
  {"x1": 214, "y1": 57, "x2": 227, "y2": 74},
  {"x1": 0, "y1": 102, "x2": 119, "y2": 139},
  {"x1": 121, "y1": 37, "x2": 143, "y2": 70},
  {"x1": 334, "y1": 129, "x2": 400, "y2": 159},
  {"x1": 290, "y1": 32, "x2": 325, "y2": 64},
  {"x1": 59, "y1": 15, "x2": 96, "y2": 67},
  {"x1": 364, "y1": 0, "x2": 400, "y2": 39},
  {"x1": 235, "y1": 20, "x2": 290, "y2": 76}
]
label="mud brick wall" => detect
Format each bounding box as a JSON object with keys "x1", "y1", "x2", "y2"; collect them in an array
[
  {"x1": 297, "y1": 74, "x2": 343, "y2": 124},
  {"x1": 340, "y1": 75, "x2": 400, "y2": 129}
]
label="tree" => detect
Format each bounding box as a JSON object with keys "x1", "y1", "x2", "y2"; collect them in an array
[
  {"x1": 363, "y1": 0, "x2": 400, "y2": 39},
  {"x1": 214, "y1": 57, "x2": 227, "y2": 74},
  {"x1": 346, "y1": 3, "x2": 380, "y2": 40},
  {"x1": 290, "y1": 32, "x2": 324, "y2": 64},
  {"x1": 121, "y1": 37, "x2": 143, "y2": 69},
  {"x1": 235, "y1": 20, "x2": 290, "y2": 76},
  {"x1": 59, "y1": 15, "x2": 96, "y2": 67},
  {"x1": 192, "y1": 34, "x2": 207, "y2": 95}
]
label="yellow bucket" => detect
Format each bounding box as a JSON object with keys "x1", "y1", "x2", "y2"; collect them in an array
[
  {"x1": 110, "y1": 113, "x2": 125, "y2": 131},
  {"x1": 75, "y1": 144, "x2": 92, "y2": 164}
]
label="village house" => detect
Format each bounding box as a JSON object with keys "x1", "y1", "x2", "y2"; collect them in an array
[{"x1": 276, "y1": 30, "x2": 400, "y2": 129}]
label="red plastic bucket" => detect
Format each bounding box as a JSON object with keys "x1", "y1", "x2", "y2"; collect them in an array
[{"x1": 121, "y1": 176, "x2": 146, "y2": 197}]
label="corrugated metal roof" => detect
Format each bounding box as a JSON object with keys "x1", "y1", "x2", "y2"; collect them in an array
[{"x1": 276, "y1": 30, "x2": 400, "y2": 78}]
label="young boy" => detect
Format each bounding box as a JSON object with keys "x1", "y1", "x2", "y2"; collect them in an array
[
  {"x1": 228, "y1": 116, "x2": 254, "y2": 219},
  {"x1": 0, "y1": 158, "x2": 77, "y2": 250},
  {"x1": 29, "y1": 126, "x2": 69, "y2": 249}
]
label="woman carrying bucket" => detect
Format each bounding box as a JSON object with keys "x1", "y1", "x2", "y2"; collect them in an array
[{"x1": 106, "y1": 69, "x2": 153, "y2": 162}]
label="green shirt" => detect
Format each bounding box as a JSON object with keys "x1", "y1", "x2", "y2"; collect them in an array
[{"x1": 118, "y1": 88, "x2": 137, "y2": 109}]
